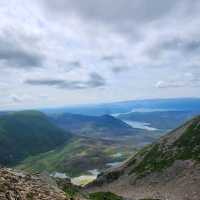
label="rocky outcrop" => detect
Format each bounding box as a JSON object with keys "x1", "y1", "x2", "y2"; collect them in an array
[{"x1": 0, "y1": 168, "x2": 67, "y2": 200}]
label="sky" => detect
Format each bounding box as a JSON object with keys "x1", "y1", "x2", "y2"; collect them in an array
[{"x1": 0, "y1": 0, "x2": 200, "y2": 110}]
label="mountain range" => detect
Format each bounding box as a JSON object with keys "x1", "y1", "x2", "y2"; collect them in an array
[
  {"x1": 0, "y1": 110, "x2": 141, "y2": 176},
  {"x1": 0, "y1": 98, "x2": 200, "y2": 199},
  {"x1": 0, "y1": 113, "x2": 199, "y2": 200},
  {"x1": 43, "y1": 98, "x2": 200, "y2": 116},
  {"x1": 50, "y1": 113, "x2": 149, "y2": 139}
]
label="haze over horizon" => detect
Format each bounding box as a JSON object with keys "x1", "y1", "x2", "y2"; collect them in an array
[{"x1": 0, "y1": 0, "x2": 200, "y2": 109}]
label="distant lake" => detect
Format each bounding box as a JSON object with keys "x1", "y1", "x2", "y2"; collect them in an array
[
  {"x1": 106, "y1": 162, "x2": 123, "y2": 167},
  {"x1": 124, "y1": 120, "x2": 158, "y2": 131},
  {"x1": 88, "y1": 169, "x2": 100, "y2": 176},
  {"x1": 51, "y1": 172, "x2": 69, "y2": 179}
]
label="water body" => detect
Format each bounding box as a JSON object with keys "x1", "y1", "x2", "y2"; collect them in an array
[
  {"x1": 112, "y1": 152, "x2": 123, "y2": 158},
  {"x1": 106, "y1": 162, "x2": 123, "y2": 167},
  {"x1": 124, "y1": 120, "x2": 158, "y2": 131},
  {"x1": 51, "y1": 172, "x2": 69, "y2": 179},
  {"x1": 88, "y1": 169, "x2": 100, "y2": 176}
]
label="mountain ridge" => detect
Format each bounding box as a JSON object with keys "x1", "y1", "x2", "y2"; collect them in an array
[
  {"x1": 86, "y1": 115, "x2": 200, "y2": 200},
  {"x1": 0, "y1": 110, "x2": 71, "y2": 166},
  {"x1": 50, "y1": 113, "x2": 149, "y2": 139}
]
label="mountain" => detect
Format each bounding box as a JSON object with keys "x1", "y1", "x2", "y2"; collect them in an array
[
  {"x1": 87, "y1": 116, "x2": 200, "y2": 200},
  {"x1": 0, "y1": 111, "x2": 71, "y2": 166},
  {"x1": 1, "y1": 111, "x2": 151, "y2": 177},
  {"x1": 50, "y1": 113, "x2": 146, "y2": 138},
  {"x1": 43, "y1": 98, "x2": 200, "y2": 116}
]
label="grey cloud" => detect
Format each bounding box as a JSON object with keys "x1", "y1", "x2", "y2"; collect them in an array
[
  {"x1": 111, "y1": 66, "x2": 129, "y2": 74},
  {"x1": 25, "y1": 79, "x2": 65, "y2": 87},
  {"x1": 10, "y1": 95, "x2": 22, "y2": 103},
  {"x1": 68, "y1": 61, "x2": 81, "y2": 68},
  {"x1": 41, "y1": 0, "x2": 200, "y2": 69},
  {"x1": 101, "y1": 55, "x2": 119, "y2": 62},
  {"x1": 155, "y1": 81, "x2": 185, "y2": 89},
  {"x1": 101, "y1": 55, "x2": 125, "y2": 63},
  {"x1": 25, "y1": 72, "x2": 106, "y2": 90},
  {"x1": 42, "y1": 0, "x2": 177, "y2": 25},
  {"x1": 156, "y1": 72, "x2": 200, "y2": 89},
  {"x1": 87, "y1": 72, "x2": 106, "y2": 87},
  {"x1": 0, "y1": 30, "x2": 44, "y2": 69},
  {"x1": 147, "y1": 38, "x2": 200, "y2": 60}
]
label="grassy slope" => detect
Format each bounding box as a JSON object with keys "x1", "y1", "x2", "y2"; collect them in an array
[
  {"x1": 92, "y1": 116, "x2": 200, "y2": 185},
  {"x1": 63, "y1": 183, "x2": 123, "y2": 200},
  {"x1": 89, "y1": 192, "x2": 123, "y2": 200},
  {"x1": 16, "y1": 136, "x2": 137, "y2": 177},
  {"x1": 0, "y1": 111, "x2": 71, "y2": 166},
  {"x1": 129, "y1": 116, "x2": 200, "y2": 177}
]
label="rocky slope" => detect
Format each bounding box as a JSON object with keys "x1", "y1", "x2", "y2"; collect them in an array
[
  {"x1": 0, "y1": 168, "x2": 125, "y2": 200},
  {"x1": 0, "y1": 168, "x2": 68, "y2": 200},
  {"x1": 86, "y1": 116, "x2": 200, "y2": 200}
]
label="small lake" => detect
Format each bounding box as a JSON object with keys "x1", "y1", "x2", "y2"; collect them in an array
[
  {"x1": 124, "y1": 120, "x2": 158, "y2": 131},
  {"x1": 106, "y1": 161, "x2": 123, "y2": 167},
  {"x1": 51, "y1": 172, "x2": 69, "y2": 179}
]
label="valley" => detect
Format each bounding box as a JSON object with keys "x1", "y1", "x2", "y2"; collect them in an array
[
  {"x1": 0, "y1": 98, "x2": 200, "y2": 199},
  {"x1": 16, "y1": 136, "x2": 137, "y2": 179},
  {"x1": 1, "y1": 0, "x2": 200, "y2": 198}
]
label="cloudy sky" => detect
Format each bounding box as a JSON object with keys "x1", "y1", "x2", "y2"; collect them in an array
[{"x1": 0, "y1": 0, "x2": 200, "y2": 109}]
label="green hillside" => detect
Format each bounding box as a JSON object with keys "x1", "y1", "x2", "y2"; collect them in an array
[
  {"x1": 130, "y1": 115, "x2": 200, "y2": 177},
  {"x1": 92, "y1": 115, "x2": 200, "y2": 185},
  {"x1": 50, "y1": 113, "x2": 146, "y2": 138},
  {"x1": 16, "y1": 136, "x2": 137, "y2": 177},
  {"x1": 0, "y1": 111, "x2": 71, "y2": 166}
]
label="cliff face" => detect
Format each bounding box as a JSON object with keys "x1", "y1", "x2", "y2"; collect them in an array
[
  {"x1": 0, "y1": 168, "x2": 68, "y2": 200},
  {"x1": 86, "y1": 116, "x2": 200, "y2": 200}
]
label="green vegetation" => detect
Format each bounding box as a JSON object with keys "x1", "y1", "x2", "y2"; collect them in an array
[
  {"x1": 26, "y1": 192, "x2": 34, "y2": 200},
  {"x1": 174, "y1": 117, "x2": 200, "y2": 160},
  {"x1": 89, "y1": 192, "x2": 122, "y2": 200},
  {"x1": 130, "y1": 116, "x2": 200, "y2": 177},
  {"x1": 63, "y1": 186, "x2": 123, "y2": 200},
  {"x1": 51, "y1": 113, "x2": 138, "y2": 138},
  {"x1": 64, "y1": 184, "x2": 79, "y2": 199},
  {"x1": 102, "y1": 170, "x2": 124, "y2": 183},
  {"x1": 17, "y1": 136, "x2": 136, "y2": 177},
  {"x1": 0, "y1": 111, "x2": 71, "y2": 166}
]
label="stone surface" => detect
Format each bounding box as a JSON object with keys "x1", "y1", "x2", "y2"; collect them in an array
[{"x1": 0, "y1": 168, "x2": 68, "y2": 200}]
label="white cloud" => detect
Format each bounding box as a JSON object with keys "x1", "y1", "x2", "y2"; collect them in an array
[
  {"x1": 0, "y1": 0, "x2": 200, "y2": 109},
  {"x1": 155, "y1": 81, "x2": 185, "y2": 89}
]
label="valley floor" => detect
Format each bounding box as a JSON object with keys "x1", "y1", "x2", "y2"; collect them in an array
[{"x1": 16, "y1": 136, "x2": 139, "y2": 179}]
